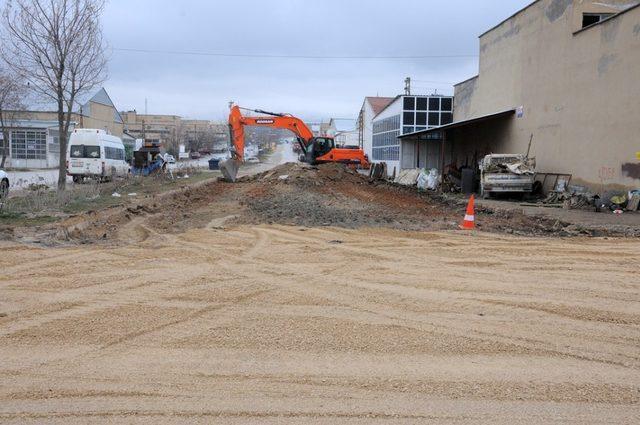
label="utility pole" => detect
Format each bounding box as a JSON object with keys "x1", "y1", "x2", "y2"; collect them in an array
[{"x1": 404, "y1": 77, "x2": 411, "y2": 95}]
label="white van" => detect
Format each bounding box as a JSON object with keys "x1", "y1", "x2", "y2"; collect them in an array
[{"x1": 67, "y1": 129, "x2": 129, "y2": 183}]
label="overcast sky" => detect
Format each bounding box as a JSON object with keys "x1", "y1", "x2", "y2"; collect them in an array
[{"x1": 103, "y1": 0, "x2": 532, "y2": 122}]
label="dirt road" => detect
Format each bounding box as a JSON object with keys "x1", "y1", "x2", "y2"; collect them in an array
[{"x1": 1, "y1": 223, "x2": 639, "y2": 423}]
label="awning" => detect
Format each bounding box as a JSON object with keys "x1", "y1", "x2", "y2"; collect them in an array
[{"x1": 398, "y1": 109, "x2": 516, "y2": 139}]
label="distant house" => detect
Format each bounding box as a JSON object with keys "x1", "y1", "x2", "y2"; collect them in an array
[
  {"x1": 2, "y1": 88, "x2": 124, "y2": 169},
  {"x1": 357, "y1": 97, "x2": 394, "y2": 162},
  {"x1": 334, "y1": 119, "x2": 359, "y2": 147}
]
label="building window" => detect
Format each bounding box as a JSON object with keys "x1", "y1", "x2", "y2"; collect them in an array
[
  {"x1": 402, "y1": 95, "x2": 454, "y2": 133},
  {"x1": 10, "y1": 130, "x2": 47, "y2": 160},
  {"x1": 372, "y1": 146, "x2": 400, "y2": 161},
  {"x1": 403, "y1": 96, "x2": 415, "y2": 110},
  {"x1": 372, "y1": 114, "x2": 401, "y2": 161},
  {"x1": 582, "y1": 13, "x2": 613, "y2": 28},
  {"x1": 403, "y1": 112, "x2": 414, "y2": 125}
]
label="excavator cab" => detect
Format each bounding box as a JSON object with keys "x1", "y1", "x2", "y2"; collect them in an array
[
  {"x1": 307, "y1": 137, "x2": 335, "y2": 163},
  {"x1": 298, "y1": 137, "x2": 335, "y2": 165}
]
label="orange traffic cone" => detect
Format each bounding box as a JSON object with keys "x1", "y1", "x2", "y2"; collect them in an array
[{"x1": 460, "y1": 194, "x2": 475, "y2": 230}]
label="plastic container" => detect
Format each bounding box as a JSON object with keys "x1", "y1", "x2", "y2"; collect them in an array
[{"x1": 208, "y1": 158, "x2": 220, "y2": 170}]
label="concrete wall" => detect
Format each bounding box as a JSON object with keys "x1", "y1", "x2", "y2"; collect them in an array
[
  {"x1": 401, "y1": 139, "x2": 443, "y2": 170},
  {"x1": 361, "y1": 101, "x2": 375, "y2": 158},
  {"x1": 454, "y1": 0, "x2": 640, "y2": 190},
  {"x1": 82, "y1": 102, "x2": 124, "y2": 137}
]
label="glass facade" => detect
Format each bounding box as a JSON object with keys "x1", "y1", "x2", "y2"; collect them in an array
[
  {"x1": 401, "y1": 95, "x2": 454, "y2": 135},
  {"x1": 10, "y1": 130, "x2": 47, "y2": 160},
  {"x1": 372, "y1": 115, "x2": 400, "y2": 161},
  {"x1": 371, "y1": 95, "x2": 454, "y2": 162}
]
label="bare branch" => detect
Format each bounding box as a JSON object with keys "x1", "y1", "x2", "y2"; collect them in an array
[
  {"x1": 1, "y1": 0, "x2": 107, "y2": 189},
  {"x1": 0, "y1": 65, "x2": 28, "y2": 168}
]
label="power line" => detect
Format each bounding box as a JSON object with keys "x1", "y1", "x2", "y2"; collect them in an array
[
  {"x1": 412, "y1": 79, "x2": 457, "y2": 85},
  {"x1": 112, "y1": 47, "x2": 478, "y2": 60}
]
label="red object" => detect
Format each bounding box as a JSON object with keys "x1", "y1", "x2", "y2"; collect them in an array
[{"x1": 460, "y1": 195, "x2": 476, "y2": 230}]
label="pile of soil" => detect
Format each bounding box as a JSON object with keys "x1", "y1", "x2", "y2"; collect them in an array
[
  {"x1": 6, "y1": 162, "x2": 638, "y2": 245},
  {"x1": 234, "y1": 163, "x2": 580, "y2": 236},
  {"x1": 240, "y1": 162, "x2": 365, "y2": 186}
]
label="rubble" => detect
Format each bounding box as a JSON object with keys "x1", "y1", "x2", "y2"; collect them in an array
[
  {"x1": 394, "y1": 169, "x2": 421, "y2": 186},
  {"x1": 6, "y1": 162, "x2": 640, "y2": 245},
  {"x1": 543, "y1": 191, "x2": 597, "y2": 209}
]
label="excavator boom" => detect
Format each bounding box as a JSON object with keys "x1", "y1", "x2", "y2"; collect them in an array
[{"x1": 220, "y1": 105, "x2": 370, "y2": 182}]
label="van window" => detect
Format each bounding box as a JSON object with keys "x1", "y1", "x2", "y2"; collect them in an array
[
  {"x1": 70, "y1": 145, "x2": 101, "y2": 159},
  {"x1": 105, "y1": 146, "x2": 125, "y2": 161}
]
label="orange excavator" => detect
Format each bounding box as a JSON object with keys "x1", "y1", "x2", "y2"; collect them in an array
[{"x1": 220, "y1": 105, "x2": 370, "y2": 182}]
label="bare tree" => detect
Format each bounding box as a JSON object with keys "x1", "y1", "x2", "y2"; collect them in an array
[
  {"x1": 1, "y1": 0, "x2": 107, "y2": 190},
  {"x1": 0, "y1": 67, "x2": 26, "y2": 168},
  {"x1": 188, "y1": 126, "x2": 216, "y2": 153},
  {"x1": 166, "y1": 121, "x2": 185, "y2": 157}
]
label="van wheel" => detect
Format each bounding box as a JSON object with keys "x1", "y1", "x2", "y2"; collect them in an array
[{"x1": 72, "y1": 176, "x2": 82, "y2": 184}]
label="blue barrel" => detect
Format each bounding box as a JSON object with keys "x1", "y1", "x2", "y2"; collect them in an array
[{"x1": 208, "y1": 158, "x2": 220, "y2": 170}]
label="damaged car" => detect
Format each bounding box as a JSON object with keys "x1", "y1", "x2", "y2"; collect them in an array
[{"x1": 480, "y1": 154, "x2": 536, "y2": 198}]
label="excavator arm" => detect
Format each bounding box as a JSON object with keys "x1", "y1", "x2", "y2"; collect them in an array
[
  {"x1": 222, "y1": 105, "x2": 315, "y2": 181},
  {"x1": 221, "y1": 104, "x2": 370, "y2": 182},
  {"x1": 228, "y1": 105, "x2": 314, "y2": 160}
]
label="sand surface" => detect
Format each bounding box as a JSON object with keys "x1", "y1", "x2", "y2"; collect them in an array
[{"x1": 1, "y1": 225, "x2": 639, "y2": 423}]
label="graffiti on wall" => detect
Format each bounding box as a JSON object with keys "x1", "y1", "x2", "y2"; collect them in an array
[{"x1": 598, "y1": 166, "x2": 616, "y2": 181}]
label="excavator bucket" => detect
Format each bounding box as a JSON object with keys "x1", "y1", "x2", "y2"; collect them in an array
[{"x1": 219, "y1": 158, "x2": 241, "y2": 182}]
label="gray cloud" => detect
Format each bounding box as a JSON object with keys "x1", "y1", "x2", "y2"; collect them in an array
[{"x1": 103, "y1": 0, "x2": 532, "y2": 121}]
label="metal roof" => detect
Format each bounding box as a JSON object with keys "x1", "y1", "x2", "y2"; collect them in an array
[
  {"x1": 365, "y1": 97, "x2": 395, "y2": 116},
  {"x1": 398, "y1": 109, "x2": 515, "y2": 139}
]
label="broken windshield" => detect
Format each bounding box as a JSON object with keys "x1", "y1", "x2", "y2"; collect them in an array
[{"x1": 70, "y1": 145, "x2": 101, "y2": 159}]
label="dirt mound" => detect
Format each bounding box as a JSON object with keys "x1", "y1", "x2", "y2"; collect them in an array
[
  {"x1": 241, "y1": 162, "x2": 366, "y2": 186},
  {"x1": 7, "y1": 162, "x2": 638, "y2": 246}
]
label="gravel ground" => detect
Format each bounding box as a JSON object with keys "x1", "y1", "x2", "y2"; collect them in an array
[
  {"x1": 2, "y1": 151, "x2": 640, "y2": 423},
  {"x1": 1, "y1": 226, "x2": 639, "y2": 423}
]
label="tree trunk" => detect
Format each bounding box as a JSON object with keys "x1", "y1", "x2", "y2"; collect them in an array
[
  {"x1": 0, "y1": 129, "x2": 7, "y2": 169},
  {"x1": 57, "y1": 97, "x2": 66, "y2": 191}
]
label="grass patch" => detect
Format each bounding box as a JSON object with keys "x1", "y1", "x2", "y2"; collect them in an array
[
  {"x1": 0, "y1": 211, "x2": 58, "y2": 226},
  {"x1": 2, "y1": 167, "x2": 219, "y2": 227}
]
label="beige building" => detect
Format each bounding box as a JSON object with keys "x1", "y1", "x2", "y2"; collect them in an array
[
  {"x1": 2, "y1": 88, "x2": 124, "y2": 169},
  {"x1": 121, "y1": 111, "x2": 181, "y2": 142},
  {"x1": 400, "y1": 0, "x2": 640, "y2": 190},
  {"x1": 121, "y1": 112, "x2": 228, "y2": 152}
]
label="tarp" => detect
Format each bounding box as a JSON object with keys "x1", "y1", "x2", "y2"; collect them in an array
[{"x1": 395, "y1": 169, "x2": 421, "y2": 186}]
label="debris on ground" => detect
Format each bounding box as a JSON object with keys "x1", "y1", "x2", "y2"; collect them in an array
[
  {"x1": 627, "y1": 192, "x2": 640, "y2": 211},
  {"x1": 542, "y1": 191, "x2": 597, "y2": 210},
  {"x1": 395, "y1": 168, "x2": 421, "y2": 186},
  {"x1": 4, "y1": 162, "x2": 640, "y2": 245}
]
